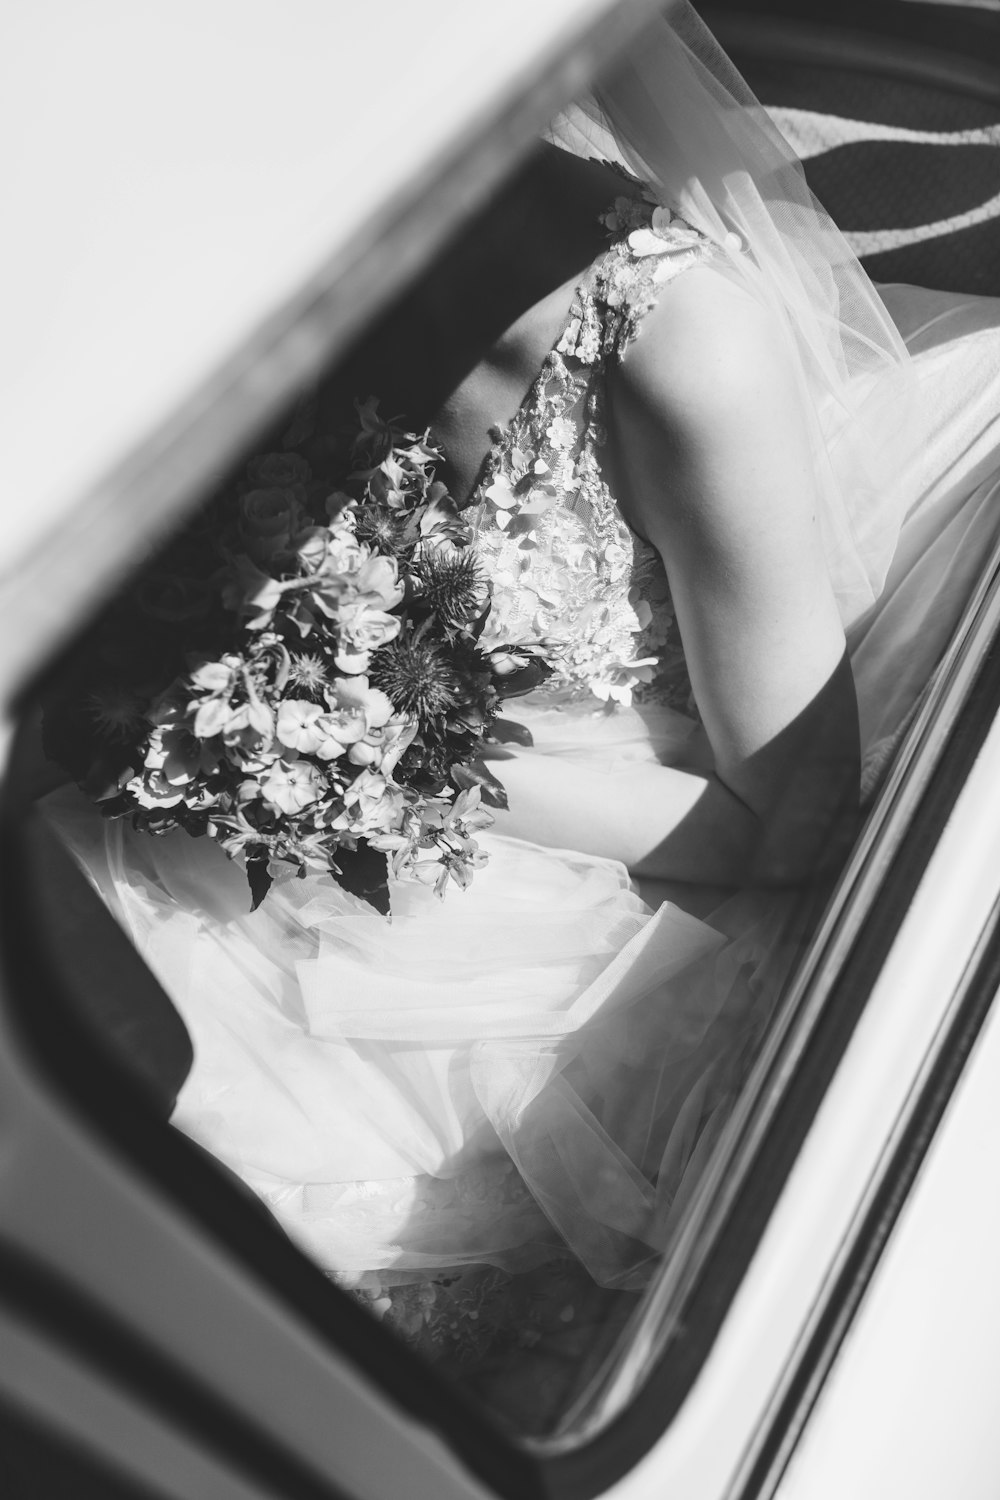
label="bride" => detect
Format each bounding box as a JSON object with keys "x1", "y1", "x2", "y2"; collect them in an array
[{"x1": 41, "y1": 1, "x2": 1000, "y2": 1430}]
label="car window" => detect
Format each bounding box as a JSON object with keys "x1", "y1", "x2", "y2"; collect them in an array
[{"x1": 5, "y1": 2, "x2": 1000, "y2": 1494}]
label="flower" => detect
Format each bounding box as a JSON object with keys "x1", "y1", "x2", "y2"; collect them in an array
[
  {"x1": 377, "y1": 788, "x2": 492, "y2": 896},
  {"x1": 418, "y1": 484, "x2": 468, "y2": 545},
  {"x1": 323, "y1": 677, "x2": 394, "y2": 746},
  {"x1": 134, "y1": 573, "x2": 213, "y2": 623},
  {"x1": 240, "y1": 487, "x2": 301, "y2": 535},
  {"x1": 355, "y1": 554, "x2": 405, "y2": 611},
  {"x1": 600, "y1": 194, "x2": 650, "y2": 235},
  {"x1": 545, "y1": 416, "x2": 576, "y2": 450},
  {"x1": 346, "y1": 716, "x2": 415, "y2": 772},
  {"x1": 276, "y1": 699, "x2": 329, "y2": 754},
  {"x1": 245, "y1": 451, "x2": 311, "y2": 489},
  {"x1": 590, "y1": 653, "x2": 660, "y2": 707},
  {"x1": 258, "y1": 759, "x2": 326, "y2": 816},
  {"x1": 147, "y1": 704, "x2": 216, "y2": 780},
  {"x1": 334, "y1": 769, "x2": 406, "y2": 834},
  {"x1": 578, "y1": 326, "x2": 601, "y2": 364},
  {"x1": 626, "y1": 227, "x2": 665, "y2": 258},
  {"x1": 87, "y1": 685, "x2": 148, "y2": 741},
  {"x1": 50, "y1": 389, "x2": 539, "y2": 910},
  {"x1": 425, "y1": 785, "x2": 494, "y2": 839},
  {"x1": 276, "y1": 677, "x2": 395, "y2": 763},
  {"x1": 628, "y1": 206, "x2": 705, "y2": 260},
  {"x1": 322, "y1": 536, "x2": 367, "y2": 581},
  {"x1": 334, "y1": 602, "x2": 402, "y2": 673},
  {"x1": 189, "y1": 657, "x2": 274, "y2": 746},
  {"x1": 128, "y1": 701, "x2": 219, "y2": 807},
  {"x1": 483, "y1": 475, "x2": 518, "y2": 516},
  {"x1": 369, "y1": 637, "x2": 466, "y2": 720},
  {"x1": 292, "y1": 526, "x2": 330, "y2": 571},
  {"x1": 287, "y1": 651, "x2": 329, "y2": 697},
  {"x1": 127, "y1": 769, "x2": 186, "y2": 809},
  {"x1": 189, "y1": 657, "x2": 240, "y2": 695},
  {"x1": 556, "y1": 316, "x2": 583, "y2": 357},
  {"x1": 652, "y1": 205, "x2": 703, "y2": 244},
  {"x1": 413, "y1": 545, "x2": 489, "y2": 627}
]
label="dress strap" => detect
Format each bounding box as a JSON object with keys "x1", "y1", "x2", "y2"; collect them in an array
[{"x1": 557, "y1": 199, "x2": 721, "y2": 373}]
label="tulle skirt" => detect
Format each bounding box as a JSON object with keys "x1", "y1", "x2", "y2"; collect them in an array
[
  {"x1": 47, "y1": 782, "x2": 760, "y2": 1290},
  {"x1": 43, "y1": 281, "x2": 1000, "y2": 1304}
]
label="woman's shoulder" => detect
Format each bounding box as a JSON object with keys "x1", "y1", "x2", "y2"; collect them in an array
[
  {"x1": 613, "y1": 259, "x2": 791, "y2": 435},
  {"x1": 605, "y1": 256, "x2": 817, "y2": 548}
]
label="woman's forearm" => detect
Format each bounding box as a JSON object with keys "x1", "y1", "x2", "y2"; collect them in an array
[
  {"x1": 486, "y1": 750, "x2": 762, "y2": 885},
  {"x1": 486, "y1": 744, "x2": 857, "y2": 888}
]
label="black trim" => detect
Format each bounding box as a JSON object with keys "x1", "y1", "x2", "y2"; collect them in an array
[
  {"x1": 0, "y1": 791, "x2": 538, "y2": 1499},
  {"x1": 13, "y1": 804, "x2": 193, "y2": 1115},
  {"x1": 733, "y1": 890, "x2": 1000, "y2": 1500},
  {"x1": 0, "y1": 1394, "x2": 163, "y2": 1500},
  {"x1": 0, "y1": 1244, "x2": 351, "y2": 1500}
]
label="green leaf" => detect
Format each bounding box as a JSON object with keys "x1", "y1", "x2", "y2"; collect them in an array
[
  {"x1": 451, "y1": 760, "x2": 509, "y2": 811},
  {"x1": 334, "y1": 843, "x2": 391, "y2": 915},
  {"x1": 83, "y1": 751, "x2": 137, "y2": 802},
  {"x1": 246, "y1": 848, "x2": 273, "y2": 911},
  {"x1": 488, "y1": 718, "x2": 534, "y2": 748},
  {"x1": 494, "y1": 658, "x2": 554, "y2": 700}
]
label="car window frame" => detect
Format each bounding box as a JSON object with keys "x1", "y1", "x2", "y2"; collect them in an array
[{"x1": 4, "y1": 3, "x2": 1000, "y2": 1497}]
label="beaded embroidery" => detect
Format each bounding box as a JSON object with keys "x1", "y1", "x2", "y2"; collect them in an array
[{"x1": 468, "y1": 196, "x2": 721, "y2": 717}]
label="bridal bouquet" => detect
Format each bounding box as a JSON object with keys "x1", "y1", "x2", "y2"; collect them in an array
[{"x1": 44, "y1": 398, "x2": 551, "y2": 910}]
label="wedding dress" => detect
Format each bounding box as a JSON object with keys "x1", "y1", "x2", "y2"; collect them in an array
[
  {"x1": 44, "y1": 194, "x2": 1000, "y2": 1410},
  {"x1": 39, "y1": 0, "x2": 1000, "y2": 1427}
]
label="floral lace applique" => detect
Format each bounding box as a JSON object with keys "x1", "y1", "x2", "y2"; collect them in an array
[{"x1": 468, "y1": 195, "x2": 724, "y2": 717}]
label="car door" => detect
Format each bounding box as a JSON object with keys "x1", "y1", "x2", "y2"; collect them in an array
[{"x1": 3, "y1": 4, "x2": 1000, "y2": 1499}]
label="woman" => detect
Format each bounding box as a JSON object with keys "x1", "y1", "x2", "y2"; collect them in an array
[{"x1": 43, "y1": 1, "x2": 1000, "y2": 1430}]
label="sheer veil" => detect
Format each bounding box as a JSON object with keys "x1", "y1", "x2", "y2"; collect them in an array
[{"x1": 547, "y1": 0, "x2": 918, "y2": 628}]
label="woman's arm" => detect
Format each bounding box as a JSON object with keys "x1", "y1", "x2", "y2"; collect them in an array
[
  {"x1": 491, "y1": 266, "x2": 860, "y2": 886},
  {"x1": 484, "y1": 747, "x2": 760, "y2": 884},
  {"x1": 488, "y1": 657, "x2": 856, "y2": 887}
]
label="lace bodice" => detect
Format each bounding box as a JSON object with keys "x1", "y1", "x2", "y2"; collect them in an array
[{"x1": 469, "y1": 195, "x2": 723, "y2": 718}]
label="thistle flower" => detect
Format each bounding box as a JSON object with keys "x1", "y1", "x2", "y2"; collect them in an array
[
  {"x1": 354, "y1": 504, "x2": 409, "y2": 554},
  {"x1": 414, "y1": 546, "x2": 488, "y2": 628},
  {"x1": 370, "y1": 638, "x2": 464, "y2": 720},
  {"x1": 46, "y1": 391, "x2": 542, "y2": 913},
  {"x1": 87, "y1": 686, "x2": 148, "y2": 742},
  {"x1": 288, "y1": 651, "x2": 329, "y2": 698}
]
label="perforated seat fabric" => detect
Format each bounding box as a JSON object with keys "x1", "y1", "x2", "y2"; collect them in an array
[{"x1": 705, "y1": 0, "x2": 1000, "y2": 296}]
